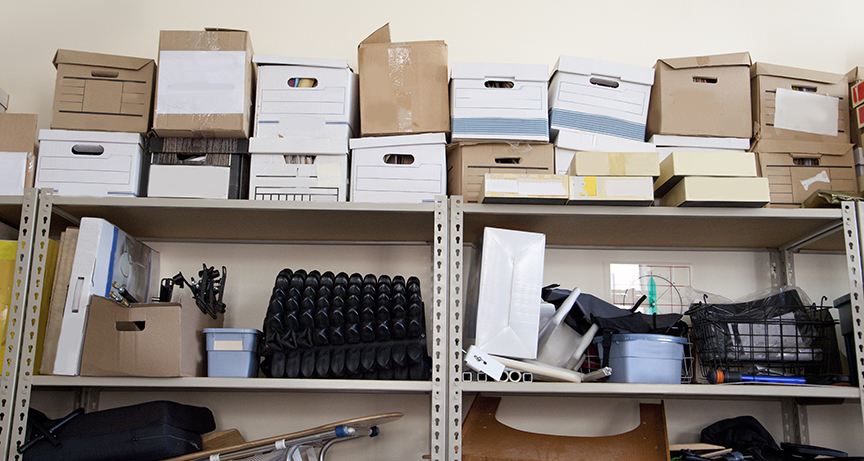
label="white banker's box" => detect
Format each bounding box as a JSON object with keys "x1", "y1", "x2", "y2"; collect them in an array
[
  {"x1": 553, "y1": 129, "x2": 657, "y2": 175},
  {"x1": 35, "y1": 129, "x2": 146, "y2": 197},
  {"x1": 349, "y1": 133, "x2": 447, "y2": 203},
  {"x1": 53, "y1": 218, "x2": 160, "y2": 376},
  {"x1": 250, "y1": 138, "x2": 348, "y2": 202},
  {"x1": 549, "y1": 55, "x2": 655, "y2": 142},
  {"x1": 251, "y1": 55, "x2": 358, "y2": 148},
  {"x1": 466, "y1": 227, "x2": 545, "y2": 359},
  {"x1": 450, "y1": 62, "x2": 549, "y2": 142}
]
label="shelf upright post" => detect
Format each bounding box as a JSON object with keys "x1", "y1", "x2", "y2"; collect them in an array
[
  {"x1": 431, "y1": 196, "x2": 450, "y2": 461},
  {"x1": 842, "y1": 201, "x2": 864, "y2": 441},
  {"x1": 0, "y1": 189, "x2": 39, "y2": 461},
  {"x1": 448, "y1": 196, "x2": 463, "y2": 461}
]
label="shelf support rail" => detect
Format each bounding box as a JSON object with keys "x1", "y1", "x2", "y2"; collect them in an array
[
  {"x1": 448, "y1": 197, "x2": 464, "y2": 461},
  {"x1": 431, "y1": 196, "x2": 450, "y2": 461},
  {"x1": 841, "y1": 201, "x2": 864, "y2": 446},
  {"x1": 0, "y1": 189, "x2": 40, "y2": 461}
]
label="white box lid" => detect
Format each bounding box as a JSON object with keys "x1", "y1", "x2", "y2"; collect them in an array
[
  {"x1": 253, "y1": 54, "x2": 351, "y2": 70},
  {"x1": 552, "y1": 55, "x2": 655, "y2": 86},
  {"x1": 648, "y1": 134, "x2": 751, "y2": 150},
  {"x1": 249, "y1": 136, "x2": 348, "y2": 155},
  {"x1": 451, "y1": 62, "x2": 548, "y2": 82},
  {"x1": 350, "y1": 133, "x2": 447, "y2": 150},
  {"x1": 38, "y1": 129, "x2": 143, "y2": 145},
  {"x1": 554, "y1": 129, "x2": 656, "y2": 152}
]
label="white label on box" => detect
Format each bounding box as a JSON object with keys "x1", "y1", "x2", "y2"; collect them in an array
[
  {"x1": 464, "y1": 346, "x2": 505, "y2": 382},
  {"x1": 485, "y1": 179, "x2": 519, "y2": 193},
  {"x1": 317, "y1": 163, "x2": 341, "y2": 186},
  {"x1": 773, "y1": 88, "x2": 839, "y2": 136},
  {"x1": 214, "y1": 340, "x2": 244, "y2": 351},
  {"x1": 518, "y1": 179, "x2": 566, "y2": 196},
  {"x1": 604, "y1": 178, "x2": 651, "y2": 198},
  {"x1": 800, "y1": 170, "x2": 830, "y2": 191},
  {"x1": 0, "y1": 152, "x2": 27, "y2": 195},
  {"x1": 156, "y1": 51, "x2": 246, "y2": 115}
]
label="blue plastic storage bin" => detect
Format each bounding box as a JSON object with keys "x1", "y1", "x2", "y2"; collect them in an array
[
  {"x1": 598, "y1": 333, "x2": 687, "y2": 384},
  {"x1": 204, "y1": 328, "x2": 262, "y2": 378}
]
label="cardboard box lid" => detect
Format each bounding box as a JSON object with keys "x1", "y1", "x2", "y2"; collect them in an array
[
  {"x1": 149, "y1": 137, "x2": 249, "y2": 154},
  {"x1": 554, "y1": 129, "x2": 657, "y2": 152},
  {"x1": 53, "y1": 49, "x2": 154, "y2": 71},
  {"x1": 751, "y1": 62, "x2": 845, "y2": 85},
  {"x1": 657, "y1": 52, "x2": 751, "y2": 70},
  {"x1": 253, "y1": 54, "x2": 351, "y2": 70},
  {"x1": 349, "y1": 132, "x2": 446, "y2": 149},
  {"x1": 249, "y1": 136, "x2": 348, "y2": 154},
  {"x1": 451, "y1": 62, "x2": 548, "y2": 82},
  {"x1": 751, "y1": 139, "x2": 853, "y2": 156},
  {"x1": 39, "y1": 129, "x2": 142, "y2": 145},
  {"x1": 648, "y1": 134, "x2": 751, "y2": 150},
  {"x1": 552, "y1": 55, "x2": 654, "y2": 86},
  {"x1": 0, "y1": 114, "x2": 38, "y2": 153}
]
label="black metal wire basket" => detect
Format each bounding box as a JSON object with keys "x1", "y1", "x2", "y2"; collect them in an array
[{"x1": 688, "y1": 299, "x2": 840, "y2": 378}]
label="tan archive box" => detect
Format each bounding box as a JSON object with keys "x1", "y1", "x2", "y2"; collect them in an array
[
  {"x1": 79, "y1": 295, "x2": 223, "y2": 377},
  {"x1": 751, "y1": 63, "x2": 849, "y2": 144},
  {"x1": 654, "y1": 151, "x2": 758, "y2": 197},
  {"x1": 51, "y1": 50, "x2": 156, "y2": 133},
  {"x1": 752, "y1": 139, "x2": 856, "y2": 207},
  {"x1": 659, "y1": 176, "x2": 770, "y2": 208},
  {"x1": 358, "y1": 24, "x2": 449, "y2": 136},
  {"x1": 0, "y1": 113, "x2": 38, "y2": 194},
  {"x1": 569, "y1": 151, "x2": 659, "y2": 177},
  {"x1": 153, "y1": 30, "x2": 254, "y2": 138},
  {"x1": 647, "y1": 52, "x2": 752, "y2": 139},
  {"x1": 447, "y1": 142, "x2": 553, "y2": 203},
  {"x1": 480, "y1": 173, "x2": 569, "y2": 204}
]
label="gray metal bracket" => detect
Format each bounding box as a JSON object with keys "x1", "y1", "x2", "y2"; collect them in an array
[
  {"x1": 781, "y1": 398, "x2": 809, "y2": 444},
  {"x1": 769, "y1": 249, "x2": 795, "y2": 288},
  {"x1": 448, "y1": 197, "x2": 464, "y2": 461},
  {"x1": 841, "y1": 201, "x2": 864, "y2": 446},
  {"x1": 430, "y1": 196, "x2": 449, "y2": 461},
  {"x1": 0, "y1": 189, "x2": 39, "y2": 461}
]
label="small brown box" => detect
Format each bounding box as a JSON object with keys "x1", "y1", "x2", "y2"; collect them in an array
[
  {"x1": 79, "y1": 295, "x2": 223, "y2": 377},
  {"x1": 153, "y1": 29, "x2": 254, "y2": 138},
  {"x1": 51, "y1": 50, "x2": 156, "y2": 133},
  {"x1": 648, "y1": 52, "x2": 752, "y2": 139},
  {"x1": 358, "y1": 24, "x2": 449, "y2": 136},
  {"x1": 752, "y1": 139, "x2": 856, "y2": 207},
  {"x1": 447, "y1": 142, "x2": 554, "y2": 203},
  {"x1": 0, "y1": 113, "x2": 38, "y2": 189}
]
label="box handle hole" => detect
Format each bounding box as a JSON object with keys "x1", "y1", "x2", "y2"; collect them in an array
[
  {"x1": 71, "y1": 144, "x2": 104, "y2": 155},
  {"x1": 793, "y1": 158, "x2": 820, "y2": 166},
  {"x1": 288, "y1": 78, "x2": 318, "y2": 88},
  {"x1": 792, "y1": 85, "x2": 818, "y2": 93},
  {"x1": 116, "y1": 321, "x2": 145, "y2": 332},
  {"x1": 282, "y1": 155, "x2": 314, "y2": 164},
  {"x1": 91, "y1": 70, "x2": 119, "y2": 78},
  {"x1": 384, "y1": 154, "x2": 414, "y2": 165},
  {"x1": 494, "y1": 157, "x2": 522, "y2": 164},
  {"x1": 692, "y1": 77, "x2": 718, "y2": 84},
  {"x1": 589, "y1": 77, "x2": 619, "y2": 89},
  {"x1": 484, "y1": 80, "x2": 514, "y2": 89}
]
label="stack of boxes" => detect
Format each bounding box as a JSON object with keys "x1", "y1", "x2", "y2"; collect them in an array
[
  {"x1": 350, "y1": 24, "x2": 449, "y2": 203},
  {"x1": 149, "y1": 29, "x2": 254, "y2": 199},
  {"x1": 448, "y1": 61, "x2": 556, "y2": 204},
  {"x1": 35, "y1": 50, "x2": 155, "y2": 197},
  {"x1": 248, "y1": 56, "x2": 357, "y2": 201},
  {"x1": 750, "y1": 63, "x2": 855, "y2": 207},
  {"x1": 547, "y1": 55, "x2": 658, "y2": 205},
  {"x1": 647, "y1": 52, "x2": 769, "y2": 206}
]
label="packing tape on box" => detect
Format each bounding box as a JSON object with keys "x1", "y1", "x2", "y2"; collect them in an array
[
  {"x1": 389, "y1": 46, "x2": 413, "y2": 132},
  {"x1": 156, "y1": 51, "x2": 246, "y2": 115}
]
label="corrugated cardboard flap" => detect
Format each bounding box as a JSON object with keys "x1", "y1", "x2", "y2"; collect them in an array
[
  {"x1": 752, "y1": 139, "x2": 853, "y2": 156},
  {"x1": 350, "y1": 132, "x2": 446, "y2": 150},
  {"x1": 751, "y1": 62, "x2": 845, "y2": 85},
  {"x1": 360, "y1": 23, "x2": 391, "y2": 46},
  {"x1": 451, "y1": 62, "x2": 548, "y2": 82},
  {"x1": 53, "y1": 49, "x2": 154, "y2": 71},
  {"x1": 658, "y1": 52, "x2": 751, "y2": 70},
  {"x1": 252, "y1": 54, "x2": 350, "y2": 70},
  {"x1": 847, "y1": 66, "x2": 864, "y2": 84}
]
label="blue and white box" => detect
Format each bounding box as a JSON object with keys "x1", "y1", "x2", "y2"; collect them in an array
[
  {"x1": 450, "y1": 62, "x2": 549, "y2": 142},
  {"x1": 549, "y1": 55, "x2": 655, "y2": 142},
  {"x1": 53, "y1": 218, "x2": 160, "y2": 376}
]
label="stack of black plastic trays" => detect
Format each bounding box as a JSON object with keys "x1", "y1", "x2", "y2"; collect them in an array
[{"x1": 261, "y1": 269, "x2": 429, "y2": 380}]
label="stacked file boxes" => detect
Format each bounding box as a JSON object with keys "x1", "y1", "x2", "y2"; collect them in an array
[
  {"x1": 647, "y1": 52, "x2": 769, "y2": 206},
  {"x1": 350, "y1": 24, "x2": 449, "y2": 203},
  {"x1": 36, "y1": 49, "x2": 156, "y2": 197},
  {"x1": 249, "y1": 55, "x2": 357, "y2": 201}
]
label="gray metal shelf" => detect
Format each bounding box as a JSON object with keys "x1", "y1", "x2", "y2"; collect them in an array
[{"x1": 31, "y1": 376, "x2": 433, "y2": 393}]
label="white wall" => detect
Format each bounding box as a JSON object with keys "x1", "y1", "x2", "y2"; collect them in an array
[{"x1": 3, "y1": 0, "x2": 864, "y2": 131}]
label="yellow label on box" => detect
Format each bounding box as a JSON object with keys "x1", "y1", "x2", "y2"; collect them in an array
[{"x1": 576, "y1": 176, "x2": 598, "y2": 197}]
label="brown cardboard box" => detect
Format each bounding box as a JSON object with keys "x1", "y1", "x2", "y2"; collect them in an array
[
  {"x1": 654, "y1": 151, "x2": 758, "y2": 197},
  {"x1": 79, "y1": 295, "x2": 223, "y2": 377},
  {"x1": 51, "y1": 50, "x2": 156, "y2": 133},
  {"x1": 751, "y1": 63, "x2": 849, "y2": 144},
  {"x1": 569, "y1": 151, "x2": 660, "y2": 177},
  {"x1": 0, "y1": 113, "x2": 38, "y2": 189},
  {"x1": 648, "y1": 52, "x2": 752, "y2": 139},
  {"x1": 752, "y1": 139, "x2": 856, "y2": 207},
  {"x1": 153, "y1": 30, "x2": 254, "y2": 138},
  {"x1": 447, "y1": 142, "x2": 553, "y2": 203},
  {"x1": 358, "y1": 24, "x2": 449, "y2": 136}
]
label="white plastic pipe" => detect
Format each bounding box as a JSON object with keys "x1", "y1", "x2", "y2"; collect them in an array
[{"x1": 491, "y1": 354, "x2": 584, "y2": 383}]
